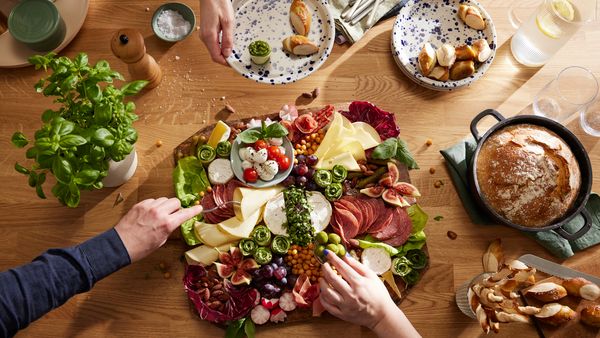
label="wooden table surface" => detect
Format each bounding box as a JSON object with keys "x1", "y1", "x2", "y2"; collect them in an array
[{"x1": 1, "y1": 0, "x2": 599, "y2": 337}]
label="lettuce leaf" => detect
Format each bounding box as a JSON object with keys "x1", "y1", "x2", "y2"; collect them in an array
[
  {"x1": 357, "y1": 239, "x2": 399, "y2": 256},
  {"x1": 173, "y1": 156, "x2": 210, "y2": 207},
  {"x1": 407, "y1": 204, "x2": 428, "y2": 234},
  {"x1": 181, "y1": 216, "x2": 202, "y2": 246}
]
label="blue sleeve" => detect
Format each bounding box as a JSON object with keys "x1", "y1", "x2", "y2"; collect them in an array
[{"x1": 0, "y1": 228, "x2": 131, "y2": 337}]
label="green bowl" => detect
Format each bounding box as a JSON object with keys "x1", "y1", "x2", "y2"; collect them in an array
[
  {"x1": 151, "y1": 3, "x2": 196, "y2": 42},
  {"x1": 8, "y1": 0, "x2": 66, "y2": 52}
]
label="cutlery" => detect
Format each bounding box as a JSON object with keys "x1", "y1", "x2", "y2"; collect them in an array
[
  {"x1": 366, "y1": 0, "x2": 381, "y2": 27},
  {"x1": 200, "y1": 200, "x2": 241, "y2": 214},
  {"x1": 348, "y1": 0, "x2": 375, "y2": 24},
  {"x1": 342, "y1": 0, "x2": 364, "y2": 20}
]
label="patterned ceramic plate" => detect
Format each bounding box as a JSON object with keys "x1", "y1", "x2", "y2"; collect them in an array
[
  {"x1": 227, "y1": 0, "x2": 334, "y2": 85},
  {"x1": 391, "y1": 0, "x2": 497, "y2": 91}
]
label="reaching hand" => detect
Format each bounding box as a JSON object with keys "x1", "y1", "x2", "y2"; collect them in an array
[
  {"x1": 115, "y1": 198, "x2": 202, "y2": 263},
  {"x1": 319, "y1": 251, "x2": 421, "y2": 338},
  {"x1": 199, "y1": 0, "x2": 234, "y2": 65}
]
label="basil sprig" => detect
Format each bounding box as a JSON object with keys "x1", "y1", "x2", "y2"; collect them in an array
[
  {"x1": 372, "y1": 137, "x2": 419, "y2": 170},
  {"x1": 238, "y1": 121, "x2": 288, "y2": 144}
]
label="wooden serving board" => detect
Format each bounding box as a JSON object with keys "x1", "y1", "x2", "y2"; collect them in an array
[
  {"x1": 523, "y1": 276, "x2": 600, "y2": 338},
  {"x1": 173, "y1": 103, "x2": 429, "y2": 324}
]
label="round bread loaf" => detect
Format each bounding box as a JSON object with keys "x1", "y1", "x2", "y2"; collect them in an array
[{"x1": 476, "y1": 124, "x2": 581, "y2": 227}]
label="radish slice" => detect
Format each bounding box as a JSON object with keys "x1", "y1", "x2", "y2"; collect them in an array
[
  {"x1": 279, "y1": 292, "x2": 297, "y2": 312},
  {"x1": 251, "y1": 304, "x2": 270, "y2": 325},
  {"x1": 360, "y1": 247, "x2": 392, "y2": 275}
]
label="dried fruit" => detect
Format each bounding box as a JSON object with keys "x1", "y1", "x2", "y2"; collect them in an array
[
  {"x1": 482, "y1": 239, "x2": 504, "y2": 273},
  {"x1": 311, "y1": 87, "x2": 320, "y2": 98}
]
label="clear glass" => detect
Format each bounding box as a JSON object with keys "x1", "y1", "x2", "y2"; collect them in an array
[
  {"x1": 533, "y1": 66, "x2": 599, "y2": 122},
  {"x1": 581, "y1": 97, "x2": 600, "y2": 137},
  {"x1": 510, "y1": 0, "x2": 595, "y2": 67}
]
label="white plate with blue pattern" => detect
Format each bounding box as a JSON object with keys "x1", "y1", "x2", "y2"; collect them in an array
[
  {"x1": 391, "y1": 0, "x2": 497, "y2": 91},
  {"x1": 227, "y1": 0, "x2": 335, "y2": 85}
]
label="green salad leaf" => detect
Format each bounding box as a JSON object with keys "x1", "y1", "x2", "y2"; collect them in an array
[
  {"x1": 357, "y1": 239, "x2": 399, "y2": 256},
  {"x1": 181, "y1": 216, "x2": 202, "y2": 246},
  {"x1": 173, "y1": 156, "x2": 211, "y2": 207},
  {"x1": 407, "y1": 204, "x2": 428, "y2": 234},
  {"x1": 371, "y1": 137, "x2": 419, "y2": 170}
]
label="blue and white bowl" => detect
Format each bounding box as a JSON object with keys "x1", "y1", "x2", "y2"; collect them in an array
[
  {"x1": 227, "y1": 0, "x2": 334, "y2": 85},
  {"x1": 391, "y1": 0, "x2": 497, "y2": 91}
]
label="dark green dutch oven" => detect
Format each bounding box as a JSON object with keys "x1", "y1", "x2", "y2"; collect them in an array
[{"x1": 8, "y1": 0, "x2": 66, "y2": 52}]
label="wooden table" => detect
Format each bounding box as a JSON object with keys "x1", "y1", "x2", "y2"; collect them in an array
[{"x1": 1, "y1": 0, "x2": 599, "y2": 337}]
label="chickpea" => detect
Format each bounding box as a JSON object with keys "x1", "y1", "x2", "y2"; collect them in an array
[
  {"x1": 301, "y1": 140, "x2": 307, "y2": 145},
  {"x1": 311, "y1": 133, "x2": 317, "y2": 140}
]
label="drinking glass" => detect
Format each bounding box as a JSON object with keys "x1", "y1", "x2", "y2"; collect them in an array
[
  {"x1": 581, "y1": 97, "x2": 600, "y2": 137},
  {"x1": 510, "y1": 0, "x2": 595, "y2": 67},
  {"x1": 533, "y1": 66, "x2": 598, "y2": 122}
]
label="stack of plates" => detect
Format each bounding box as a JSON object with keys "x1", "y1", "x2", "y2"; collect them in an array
[{"x1": 391, "y1": 0, "x2": 497, "y2": 91}]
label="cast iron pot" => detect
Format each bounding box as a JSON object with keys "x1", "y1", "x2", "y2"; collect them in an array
[{"x1": 468, "y1": 109, "x2": 593, "y2": 241}]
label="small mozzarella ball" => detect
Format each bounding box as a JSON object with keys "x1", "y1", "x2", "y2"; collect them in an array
[
  {"x1": 241, "y1": 160, "x2": 253, "y2": 170},
  {"x1": 252, "y1": 148, "x2": 268, "y2": 164},
  {"x1": 262, "y1": 160, "x2": 279, "y2": 176},
  {"x1": 244, "y1": 147, "x2": 256, "y2": 161},
  {"x1": 259, "y1": 170, "x2": 275, "y2": 181},
  {"x1": 278, "y1": 146, "x2": 286, "y2": 155},
  {"x1": 269, "y1": 137, "x2": 283, "y2": 146}
]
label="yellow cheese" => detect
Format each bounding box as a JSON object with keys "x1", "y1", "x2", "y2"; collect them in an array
[
  {"x1": 218, "y1": 207, "x2": 262, "y2": 238},
  {"x1": 185, "y1": 243, "x2": 234, "y2": 266},
  {"x1": 314, "y1": 112, "x2": 343, "y2": 160},
  {"x1": 335, "y1": 140, "x2": 366, "y2": 161},
  {"x1": 351, "y1": 122, "x2": 382, "y2": 148},
  {"x1": 316, "y1": 151, "x2": 361, "y2": 171},
  {"x1": 195, "y1": 222, "x2": 239, "y2": 247},
  {"x1": 235, "y1": 186, "x2": 283, "y2": 220},
  {"x1": 206, "y1": 120, "x2": 231, "y2": 148}
]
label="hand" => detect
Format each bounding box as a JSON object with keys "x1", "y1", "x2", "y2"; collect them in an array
[
  {"x1": 319, "y1": 251, "x2": 421, "y2": 338},
  {"x1": 114, "y1": 198, "x2": 202, "y2": 263},
  {"x1": 199, "y1": 0, "x2": 234, "y2": 65}
]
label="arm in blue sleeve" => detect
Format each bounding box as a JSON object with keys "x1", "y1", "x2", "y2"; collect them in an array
[{"x1": 0, "y1": 228, "x2": 131, "y2": 337}]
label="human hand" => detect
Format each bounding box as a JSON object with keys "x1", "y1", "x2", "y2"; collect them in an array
[
  {"x1": 199, "y1": 0, "x2": 234, "y2": 65},
  {"x1": 319, "y1": 251, "x2": 421, "y2": 338},
  {"x1": 115, "y1": 198, "x2": 202, "y2": 263}
]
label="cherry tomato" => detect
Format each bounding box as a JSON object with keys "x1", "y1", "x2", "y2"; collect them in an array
[
  {"x1": 277, "y1": 155, "x2": 291, "y2": 171},
  {"x1": 254, "y1": 140, "x2": 268, "y2": 150},
  {"x1": 243, "y1": 168, "x2": 258, "y2": 183},
  {"x1": 267, "y1": 145, "x2": 282, "y2": 160}
]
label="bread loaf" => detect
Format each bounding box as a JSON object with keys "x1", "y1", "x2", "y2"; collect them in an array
[{"x1": 476, "y1": 124, "x2": 581, "y2": 227}]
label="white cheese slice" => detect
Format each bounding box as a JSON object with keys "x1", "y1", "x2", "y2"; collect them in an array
[
  {"x1": 194, "y1": 221, "x2": 239, "y2": 247},
  {"x1": 307, "y1": 191, "x2": 332, "y2": 233},
  {"x1": 351, "y1": 122, "x2": 382, "y2": 149},
  {"x1": 263, "y1": 192, "x2": 288, "y2": 236},
  {"x1": 185, "y1": 243, "x2": 234, "y2": 266},
  {"x1": 234, "y1": 186, "x2": 283, "y2": 220},
  {"x1": 316, "y1": 151, "x2": 361, "y2": 171},
  {"x1": 218, "y1": 207, "x2": 262, "y2": 238}
]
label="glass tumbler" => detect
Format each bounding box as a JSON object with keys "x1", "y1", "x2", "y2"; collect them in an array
[
  {"x1": 581, "y1": 97, "x2": 600, "y2": 137},
  {"x1": 533, "y1": 66, "x2": 598, "y2": 122}
]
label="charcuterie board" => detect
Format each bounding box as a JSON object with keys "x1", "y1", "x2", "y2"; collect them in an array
[{"x1": 172, "y1": 102, "x2": 429, "y2": 330}]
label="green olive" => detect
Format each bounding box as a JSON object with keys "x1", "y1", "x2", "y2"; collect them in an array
[
  {"x1": 337, "y1": 244, "x2": 346, "y2": 257},
  {"x1": 315, "y1": 245, "x2": 326, "y2": 257},
  {"x1": 328, "y1": 233, "x2": 341, "y2": 245},
  {"x1": 326, "y1": 243, "x2": 339, "y2": 255},
  {"x1": 316, "y1": 231, "x2": 328, "y2": 245}
]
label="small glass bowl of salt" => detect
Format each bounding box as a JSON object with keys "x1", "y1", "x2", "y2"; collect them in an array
[{"x1": 151, "y1": 3, "x2": 195, "y2": 42}]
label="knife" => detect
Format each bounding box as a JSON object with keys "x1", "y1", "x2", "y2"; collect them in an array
[{"x1": 519, "y1": 254, "x2": 600, "y2": 285}]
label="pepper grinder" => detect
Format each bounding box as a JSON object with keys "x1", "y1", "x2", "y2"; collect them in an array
[{"x1": 110, "y1": 28, "x2": 162, "y2": 89}]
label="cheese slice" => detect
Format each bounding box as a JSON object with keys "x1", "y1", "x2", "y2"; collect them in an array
[
  {"x1": 195, "y1": 222, "x2": 239, "y2": 247},
  {"x1": 314, "y1": 112, "x2": 343, "y2": 160},
  {"x1": 218, "y1": 207, "x2": 262, "y2": 238},
  {"x1": 235, "y1": 186, "x2": 283, "y2": 220},
  {"x1": 337, "y1": 140, "x2": 366, "y2": 161},
  {"x1": 351, "y1": 122, "x2": 382, "y2": 149},
  {"x1": 316, "y1": 151, "x2": 361, "y2": 171},
  {"x1": 185, "y1": 243, "x2": 234, "y2": 266}
]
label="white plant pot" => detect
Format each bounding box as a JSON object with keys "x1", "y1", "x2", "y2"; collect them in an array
[{"x1": 102, "y1": 150, "x2": 138, "y2": 188}]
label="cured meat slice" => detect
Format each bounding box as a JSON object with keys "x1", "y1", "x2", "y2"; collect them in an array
[
  {"x1": 369, "y1": 208, "x2": 396, "y2": 240},
  {"x1": 382, "y1": 207, "x2": 412, "y2": 247},
  {"x1": 335, "y1": 208, "x2": 360, "y2": 240},
  {"x1": 356, "y1": 200, "x2": 372, "y2": 235},
  {"x1": 367, "y1": 206, "x2": 391, "y2": 234},
  {"x1": 337, "y1": 197, "x2": 363, "y2": 228}
]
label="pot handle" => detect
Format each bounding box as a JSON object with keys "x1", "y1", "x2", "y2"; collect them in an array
[
  {"x1": 554, "y1": 209, "x2": 593, "y2": 241},
  {"x1": 470, "y1": 109, "x2": 505, "y2": 142}
]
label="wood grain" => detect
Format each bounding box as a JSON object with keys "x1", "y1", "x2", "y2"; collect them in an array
[{"x1": 0, "y1": 0, "x2": 599, "y2": 337}]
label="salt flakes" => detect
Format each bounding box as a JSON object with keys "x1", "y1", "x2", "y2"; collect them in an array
[{"x1": 156, "y1": 9, "x2": 191, "y2": 40}]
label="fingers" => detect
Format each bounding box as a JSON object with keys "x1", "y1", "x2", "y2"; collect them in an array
[
  {"x1": 220, "y1": 15, "x2": 233, "y2": 58},
  {"x1": 167, "y1": 204, "x2": 203, "y2": 231},
  {"x1": 157, "y1": 197, "x2": 181, "y2": 214},
  {"x1": 319, "y1": 278, "x2": 343, "y2": 304},
  {"x1": 322, "y1": 262, "x2": 352, "y2": 296},
  {"x1": 343, "y1": 254, "x2": 377, "y2": 279},
  {"x1": 319, "y1": 294, "x2": 343, "y2": 318},
  {"x1": 150, "y1": 197, "x2": 168, "y2": 208},
  {"x1": 201, "y1": 28, "x2": 228, "y2": 65},
  {"x1": 325, "y1": 250, "x2": 361, "y2": 284}
]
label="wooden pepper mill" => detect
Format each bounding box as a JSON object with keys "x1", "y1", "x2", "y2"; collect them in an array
[{"x1": 110, "y1": 28, "x2": 162, "y2": 89}]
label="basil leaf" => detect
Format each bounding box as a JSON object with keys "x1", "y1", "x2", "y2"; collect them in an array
[
  {"x1": 41, "y1": 109, "x2": 59, "y2": 123},
  {"x1": 52, "y1": 157, "x2": 73, "y2": 184},
  {"x1": 90, "y1": 145, "x2": 106, "y2": 162},
  {"x1": 74, "y1": 53, "x2": 88, "y2": 68},
  {"x1": 14, "y1": 163, "x2": 30, "y2": 175},
  {"x1": 59, "y1": 135, "x2": 87, "y2": 148},
  {"x1": 396, "y1": 138, "x2": 419, "y2": 170},
  {"x1": 57, "y1": 120, "x2": 75, "y2": 136},
  {"x1": 123, "y1": 127, "x2": 138, "y2": 143},
  {"x1": 36, "y1": 177, "x2": 47, "y2": 199},
  {"x1": 238, "y1": 129, "x2": 262, "y2": 144},
  {"x1": 94, "y1": 103, "x2": 112, "y2": 125},
  {"x1": 64, "y1": 181, "x2": 81, "y2": 208},
  {"x1": 28, "y1": 171, "x2": 38, "y2": 187},
  {"x1": 265, "y1": 122, "x2": 289, "y2": 138},
  {"x1": 372, "y1": 138, "x2": 398, "y2": 160},
  {"x1": 92, "y1": 128, "x2": 115, "y2": 147},
  {"x1": 60, "y1": 74, "x2": 77, "y2": 93},
  {"x1": 26, "y1": 147, "x2": 38, "y2": 159},
  {"x1": 11, "y1": 132, "x2": 29, "y2": 148},
  {"x1": 74, "y1": 169, "x2": 100, "y2": 186},
  {"x1": 86, "y1": 82, "x2": 102, "y2": 102},
  {"x1": 120, "y1": 80, "x2": 148, "y2": 96},
  {"x1": 244, "y1": 318, "x2": 256, "y2": 338},
  {"x1": 225, "y1": 319, "x2": 244, "y2": 338}
]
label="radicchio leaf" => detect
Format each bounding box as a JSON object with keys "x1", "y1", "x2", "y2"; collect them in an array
[{"x1": 341, "y1": 101, "x2": 400, "y2": 139}]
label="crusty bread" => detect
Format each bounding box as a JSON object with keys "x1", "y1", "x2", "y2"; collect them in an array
[{"x1": 476, "y1": 124, "x2": 581, "y2": 227}]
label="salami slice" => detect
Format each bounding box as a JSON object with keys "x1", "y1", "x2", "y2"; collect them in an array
[
  {"x1": 369, "y1": 208, "x2": 396, "y2": 240},
  {"x1": 382, "y1": 208, "x2": 412, "y2": 247},
  {"x1": 355, "y1": 200, "x2": 371, "y2": 235},
  {"x1": 337, "y1": 197, "x2": 363, "y2": 229},
  {"x1": 335, "y1": 208, "x2": 360, "y2": 242}
]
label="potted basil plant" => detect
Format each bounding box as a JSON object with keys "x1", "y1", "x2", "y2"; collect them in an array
[{"x1": 11, "y1": 52, "x2": 147, "y2": 208}]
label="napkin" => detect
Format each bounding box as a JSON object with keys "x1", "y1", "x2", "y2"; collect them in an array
[
  {"x1": 440, "y1": 138, "x2": 600, "y2": 259},
  {"x1": 329, "y1": 0, "x2": 403, "y2": 44}
]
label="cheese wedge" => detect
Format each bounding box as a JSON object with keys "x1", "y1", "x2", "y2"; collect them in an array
[
  {"x1": 336, "y1": 140, "x2": 366, "y2": 161},
  {"x1": 351, "y1": 122, "x2": 382, "y2": 148},
  {"x1": 218, "y1": 207, "x2": 262, "y2": 238},
  {"x1": 194, "y1": 222, "x2": 239, "y2": 247},
  {"x1": 185, "y1": 243, "x2": 235, "y2": 266},
  {"x1": 316, "y1": 151, "x2": 360, "y2": 171},
  {"x1": 234, "y1": 186, "x2": 283, "y2": 220},
  {"x1": 314, "y1": 112, "x2": 343, "y2": 160}
]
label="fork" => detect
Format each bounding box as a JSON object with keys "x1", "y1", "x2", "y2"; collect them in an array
[{"x1": 200, "y1": 200, "x2": 241, "y2": 214}]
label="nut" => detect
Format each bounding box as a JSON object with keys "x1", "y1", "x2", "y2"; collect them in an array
[
  {"x1": 472, "y1": 39, "x2": 492, "y2": 62},
  {"x1": 429, "y1": 167, "x2": 436, "y2": 174},
  {"x1": 447, "y1": 230, "x2": 457, "y2": 240},
  {"x1": 311, "y1": 87, "x2": 320, "y2": 98},
  {"x1": 301, "y1": 92, "x2": 313, "y2": 98},
  {"x1": 207, "y1": 301, "x2": 222, "y2": 310},
  {"x1": 224, "y1": 103, "x2": 236, "y2": 114},
  {"x1": 436, "y1": 43, "x2": 456, "y2": 67},
  {"x1": 200, "y1": 288, "x2": 210, "y2": 301}
]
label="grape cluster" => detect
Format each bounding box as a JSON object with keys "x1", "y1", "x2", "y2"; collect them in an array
[
  {"x1": 250, "y1": 256, "x2": 298, "y2": 299},
  {"x1": 281, "y1": 154, "x2": 318, "y2": 189}
]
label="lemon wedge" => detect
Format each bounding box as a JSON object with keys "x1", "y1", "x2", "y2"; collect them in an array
[
  {"x1": 552, "y1": 0, "x2": 575, "y2": 21},
  {"x1": 207, "y1": 120, "x2": 231, "y2": 148},
  {"x1": 536, "y1": 13, "x2": 562, "y2": 39}
]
